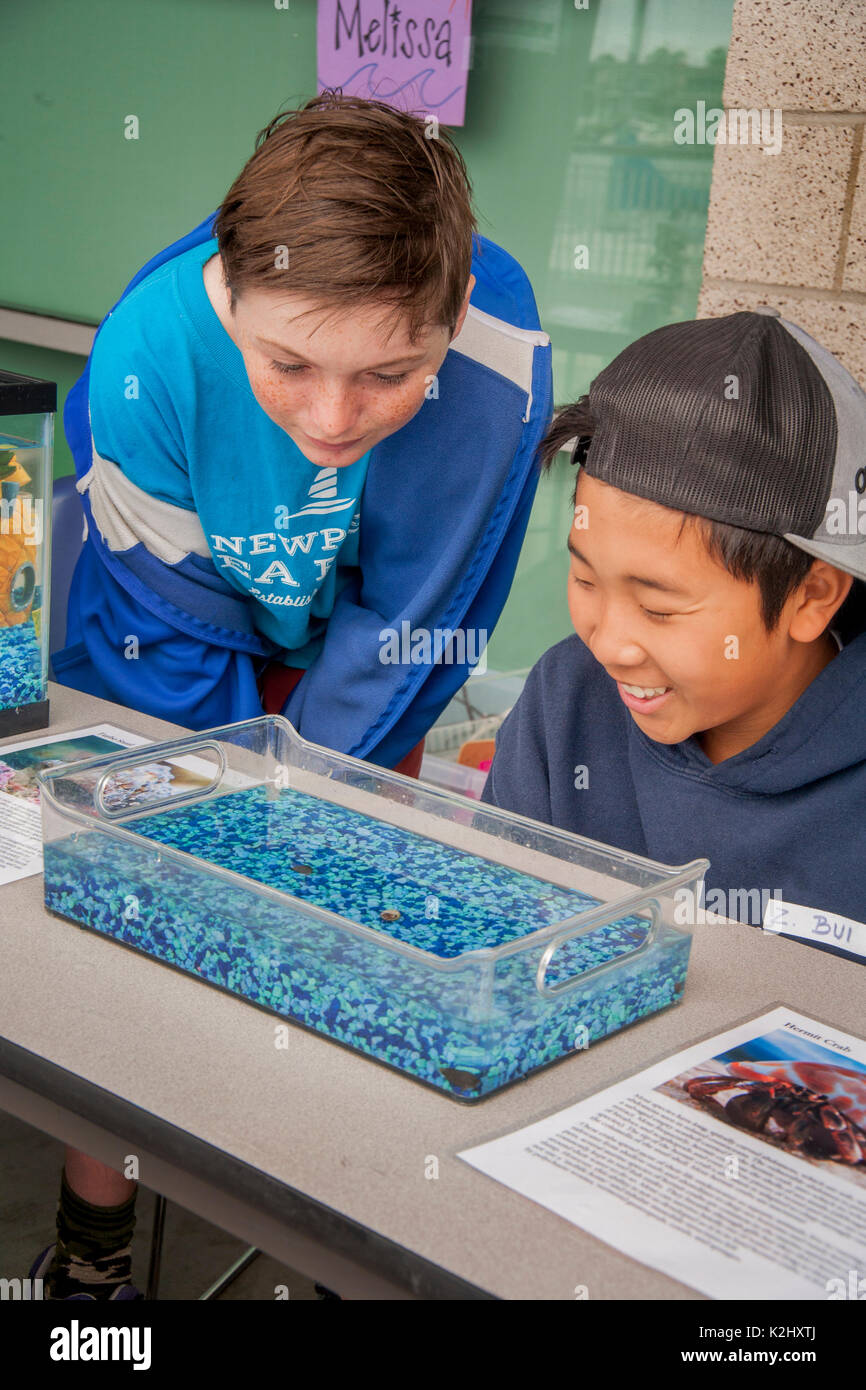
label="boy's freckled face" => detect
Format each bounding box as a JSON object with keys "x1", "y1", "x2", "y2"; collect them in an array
[
  {"x1": 567, "y1": 473, "x2": 805, "y2": 754},
  {"x1": 229, "y1": 286, "x2": 453, "y2": 469}
]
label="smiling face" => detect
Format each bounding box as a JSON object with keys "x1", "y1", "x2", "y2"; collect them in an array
[
  {"x1": 206, "y1": 254, "x2": 473, "y2": 469},
  {"x1": 567, "y1": 472, "x2": 844, "y2": 763}
]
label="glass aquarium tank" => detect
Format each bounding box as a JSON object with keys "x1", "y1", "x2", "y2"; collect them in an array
[
  {"x1": 39, "y1": 715, "x2": 707, "y2": 1101},
  {"x1": 0, "y1": 369, "x2": 54, "y2": 737}
]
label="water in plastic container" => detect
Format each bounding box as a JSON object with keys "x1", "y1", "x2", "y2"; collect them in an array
[{"x1": 40, "y1": 715, "x2": 703, "y2": 1101}]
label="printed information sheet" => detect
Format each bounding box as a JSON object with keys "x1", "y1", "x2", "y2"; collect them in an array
[
  {"x1": 0, "y1": 723, "x2": 251, "y2": 885},
  {"x1": 0, "y1": 724, "x2": 149, "y2": 885},
  {"x1": 460, "y1": 1008, "x2": 866, "y2": 1300}
]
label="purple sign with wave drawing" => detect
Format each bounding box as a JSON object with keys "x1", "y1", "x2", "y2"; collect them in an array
[{"x1": 317, "y1": 0, "x2": 473, "y2": 127}]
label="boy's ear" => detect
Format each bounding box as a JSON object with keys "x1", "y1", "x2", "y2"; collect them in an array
[
  {"x1": 450, "y1": 274, "x2": 476, "y2": 340},
  {"x1": 788, "y1": 560, "x2": 854, "y2": 643}
]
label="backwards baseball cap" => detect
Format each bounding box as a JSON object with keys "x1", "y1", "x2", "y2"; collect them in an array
[{"x1": 577, "y1": 309, "x2": 866, "y2": 582}]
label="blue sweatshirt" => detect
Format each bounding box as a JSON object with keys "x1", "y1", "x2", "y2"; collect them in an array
[
  {"x1": 53, "y1": 211, "x2": 552, "y2": 767},
  {"x1": 482, "y1": 628, "x2": 866, "y2": 960},
  {"x1": 87, "y1": 236, "x2": 371, "y2": 667}
]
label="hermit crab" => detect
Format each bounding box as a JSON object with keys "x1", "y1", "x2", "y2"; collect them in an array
[{"x1": 684, "y1": 1061, "x2": 866, "y2": 1166}]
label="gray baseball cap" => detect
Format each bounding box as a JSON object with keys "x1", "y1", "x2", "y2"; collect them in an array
[{"x1": 577, "y1": 309, "x2": 866, "y2": 582}]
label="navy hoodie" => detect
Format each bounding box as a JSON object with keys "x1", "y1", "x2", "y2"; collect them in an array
[{"x1": 482, "y1": 628, "x2": 866, "y2": 957}]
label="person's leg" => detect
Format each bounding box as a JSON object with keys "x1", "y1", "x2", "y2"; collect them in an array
[
  {"x1": 44, "y1": 1147, "x2": 138, "y2": 1299},
  {"x1": 64, "y1": 1148, "x2": 137, "y2": 1205}
]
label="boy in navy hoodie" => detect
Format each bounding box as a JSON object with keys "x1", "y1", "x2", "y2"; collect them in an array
[{"x1": 482, "y1": 310, "x2": 866, "y2": 958}]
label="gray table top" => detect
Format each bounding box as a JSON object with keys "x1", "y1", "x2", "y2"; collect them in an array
[{"x1": 1, "y1": 682, "x2": 863, "y2": 1300}]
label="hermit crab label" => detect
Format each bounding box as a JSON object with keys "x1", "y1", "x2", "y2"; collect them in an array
[{"x1": 459, "y1": 1008, "x2": 866, "y2": 1301}]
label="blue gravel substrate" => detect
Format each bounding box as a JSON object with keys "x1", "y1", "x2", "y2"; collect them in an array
[
  {"x1": 43, "y1": 786, "x2": 691, "y2": 1098},
  {"x1": 0, "y1": 619, "x2": 44, "y2": 708},
  {"x1": 137, "y1": 785, "x2": 637, "y2": 958}
]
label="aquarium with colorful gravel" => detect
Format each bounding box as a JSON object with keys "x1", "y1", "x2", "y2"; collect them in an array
[
  {"x1": 0, "y1": 370, "x2": 55, "y2": 737},
  {"x1": 38, "y1": 717, "x2": 706, "y2": 1101}
]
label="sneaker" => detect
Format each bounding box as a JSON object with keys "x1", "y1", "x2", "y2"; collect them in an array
[{"x1": 28, "y1": 1244, "x2": 143, "y2": 1300}]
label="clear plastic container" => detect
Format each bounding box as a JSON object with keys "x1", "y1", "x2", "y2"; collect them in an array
[
  {"x1": 0, "y1": 370, "x2": 54, "y2": 736},
  {"x1": 420, "y1": 753, "x2": 488, "y2": 800},
  {"x1": 38, "y1": 715, "x2": 707, "y2": 1101}
]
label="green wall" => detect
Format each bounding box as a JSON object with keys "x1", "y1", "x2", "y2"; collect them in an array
[
  {"x1": 2, "y1": 0, "x2": 733, "y2": 669},
  {"x1": 0, "y1": 343, "x2": 87, "y2": 480}
]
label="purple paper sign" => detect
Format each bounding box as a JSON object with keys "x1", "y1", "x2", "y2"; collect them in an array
[{"x1": 317, "y1": 1, "x2": 473, "y2": 127}]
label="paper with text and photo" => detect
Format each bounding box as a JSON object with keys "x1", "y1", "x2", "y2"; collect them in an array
[
  {"x1": 0, "y1": 723, "x2": 254, "y2": 886},
  {"x1": 0, "y1": 724, "x2": 150, "y2": 885},
  {"x1": 460, "y1": 1009, "x2": 866, "y2": 1300}
]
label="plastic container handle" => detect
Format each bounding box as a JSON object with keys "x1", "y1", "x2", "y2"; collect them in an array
[
  {"x1": 94, "y1": 739, "x2": 227, "y2": 819},
  {"x1": 535, "y1": 899, "x2": 661, "y2": 999}
]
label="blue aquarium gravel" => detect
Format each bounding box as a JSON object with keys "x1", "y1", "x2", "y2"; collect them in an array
[
  {"x1": 137, "y1": 786, "x2": 641, "y2": 958},
  {"x1": 43, "y1": 786, "x2": 691, "y2": 1099},
  {"x1": 0, "y1": 620, "x2": 44, "y2": 708}
]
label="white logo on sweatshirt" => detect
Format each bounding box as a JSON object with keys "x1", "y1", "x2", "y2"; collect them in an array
[{"x1": 288, "y1": 467, "x2": 356, "y2": 519}]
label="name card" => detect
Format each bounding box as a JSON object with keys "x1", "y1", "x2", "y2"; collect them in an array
[
  {"x1": 764, "y1": 896, "x2": 866, "y2": 963},
  {"x1": 317, "y1": 1, "x2": 473, "y2": 127}
]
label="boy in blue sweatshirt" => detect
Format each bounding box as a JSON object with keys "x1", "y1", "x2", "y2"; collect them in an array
[
  {"x1": 36, "y1": 90, "x2": 553, "y2": 1302},
  {"x1": 56, "y1": 92, "x2": 551, "y2": 773},
  {"x1": 483, "y1": 310, "x2": 866, "y2": 956}
]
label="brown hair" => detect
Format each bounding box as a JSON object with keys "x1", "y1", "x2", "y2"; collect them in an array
[
  {"x1": 540, "y1": 398, "x2": 847, "y2": 631},
  {"x1": 212, "y1": 91, "x2": 477, "y2": 340}
]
